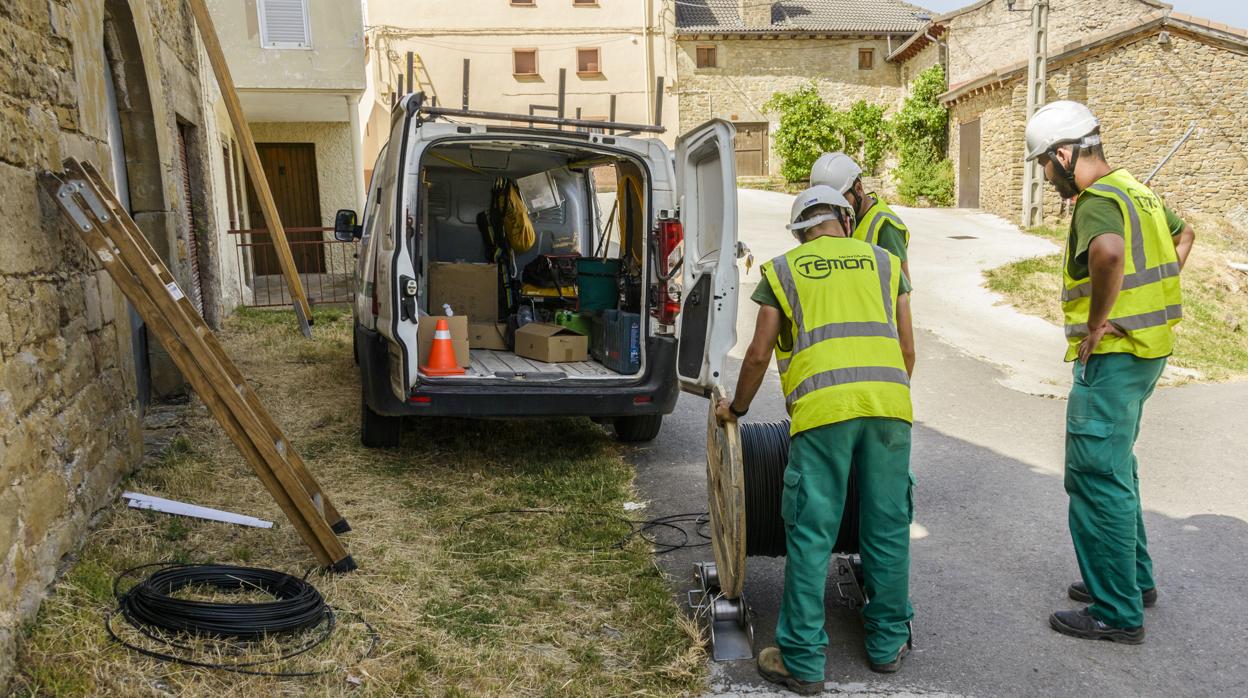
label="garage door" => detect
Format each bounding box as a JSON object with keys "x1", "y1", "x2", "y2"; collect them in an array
[{"x1": 733, "y1": 122, "x2": 769, "y2": 177}]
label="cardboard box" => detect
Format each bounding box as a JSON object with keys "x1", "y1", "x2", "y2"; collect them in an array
[
  {"x1": 514, "y1": 322, "x2": 589, "y2": 363},
  {"x1": 468, "y1": 322, "x2": 509, "y2": 351},
  {"x1": 428, "y1": 262, "x2": 498, "y2": 322},
  {"x1": 418, "y1": 315, "x2": 470, "y2": 368}
]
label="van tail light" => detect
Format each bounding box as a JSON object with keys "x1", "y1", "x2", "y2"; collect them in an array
[{"x1": 652, "y1": 217, "x2": 684, "y2": 326}]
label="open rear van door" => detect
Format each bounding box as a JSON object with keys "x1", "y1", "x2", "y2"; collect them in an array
[{"x1": 674, "y1": 119, "x2": 739, "y2": 396}]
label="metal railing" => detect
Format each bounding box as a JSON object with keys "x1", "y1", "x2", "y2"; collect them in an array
[{"x1": 229, "y1": 227, "x2": 357, "y2": 308}]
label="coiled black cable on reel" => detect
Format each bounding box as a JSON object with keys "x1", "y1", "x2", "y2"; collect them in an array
[{"x1": 739, "y1": 420, "x2": 860, "y2": 558}]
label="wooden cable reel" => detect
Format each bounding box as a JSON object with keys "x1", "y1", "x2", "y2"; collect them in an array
[{"x1": 705, "y1": 385, "x2": 747, "y2": 598}]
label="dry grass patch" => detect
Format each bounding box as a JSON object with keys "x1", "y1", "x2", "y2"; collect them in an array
[
  {"x1": 13, "y1": 308, "x2": 705, "y2": 696},
  {"x1": 984, "y1": 217, "x2": 1248, "y2": 380}
]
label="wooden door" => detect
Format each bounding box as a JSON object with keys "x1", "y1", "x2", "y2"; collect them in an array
[
  {"x1": 733, "y1": 122, "x2": 769, "y2": 177},
  {"x1": 958, "y1": 119, "x2": 981, "y2": 208},
  {"x1": 244, "y1": 143, "x2": 325, "y2": 274}
]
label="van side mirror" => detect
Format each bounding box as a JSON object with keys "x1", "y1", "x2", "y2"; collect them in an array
[{"x1": 334, "y1": 209, "x2": 362, "y2": 241}]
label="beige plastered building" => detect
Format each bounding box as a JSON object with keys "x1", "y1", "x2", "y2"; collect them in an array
[
  {"x1": 207, "y1": 0, "x2": 366, "y2": 297},
  {"x1": 359, "y1": 0, "x2": 678, "y2": 172}
]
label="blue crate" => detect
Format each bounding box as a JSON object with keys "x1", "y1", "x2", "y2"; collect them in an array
[{"x1": 601, "y1": 309, "x2": 640, "y2": 374}]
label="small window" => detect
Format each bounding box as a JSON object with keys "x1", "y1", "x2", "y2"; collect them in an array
[
  {"x1": 258, "y1": 0, "x2": 311, "y2": 49},
  {"x1": 513, "y1": 49, "x2": 538, "y2": 76},
  {"x1": 858, "y1": 48, "x2": 874, "y2": 70},
  {"x1": 696, "y1": 45, "x2": 717, "y2": 68},
  {"x1": 577, "y1": 47, "x2": 601, "y2": 75},
  {"x1": 511, "y1": 0, "x2": 535, "y2": 5},
  {"x1": 573, "y1": 0, "x2": 598, "y2": 5}
]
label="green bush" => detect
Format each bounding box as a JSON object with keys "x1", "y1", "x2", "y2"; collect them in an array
[
  {"x1": 764, "y1": 86, "x2": 891, "y2": 182},
  {"x1": 896, "y1": 158, "x2": 955, "y2": 207},
  {"x1": 764, "y1": 66, "x2": 953, "y2": 205},
  {"x1": 763, "y1": 85, "x2": 840, "y2": 183}
]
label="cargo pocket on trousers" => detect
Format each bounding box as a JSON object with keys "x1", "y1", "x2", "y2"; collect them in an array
[
  {"x1": 781, "y1": 468, "x2": 805, "y2": 529},
  {"x1": 906, "y1": 471, "x2": 917, "y2": 524},
  {"x1": 1065, "y1": 414, "x2": 1115, "y2": 475}
]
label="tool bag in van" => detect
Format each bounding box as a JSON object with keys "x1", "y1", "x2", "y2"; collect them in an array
[
  {"x1": 491, "y1": 178, "x2": 536, "y2": 254},
  {"x1": 522, "y1": 254, "x2": 579, "y2": 290}
]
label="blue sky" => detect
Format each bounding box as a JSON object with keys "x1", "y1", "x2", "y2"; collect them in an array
[{"x1": 917, "y1": 1, "x2": 1248, "y2": 30}]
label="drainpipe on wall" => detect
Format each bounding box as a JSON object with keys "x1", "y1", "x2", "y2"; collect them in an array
[
  {"x1": 925, "y1": 29, "x2": 948, "y2": 80},
  {"x1": 347, "y1": 94, "x2": 365, "y2": 213}
]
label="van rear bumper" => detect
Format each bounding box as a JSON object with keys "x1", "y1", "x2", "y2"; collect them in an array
[{"x1": 357, "y1": 325, "x2": 679, "y2": 418}]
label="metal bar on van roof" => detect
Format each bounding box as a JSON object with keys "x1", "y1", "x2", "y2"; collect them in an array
[
  {"x1": 609, "y1": 95, "x2": 617, "y2": 135},
  {"x1": 653, "y1": 76, "x2": 664, "y2": 127},
  {"x1": 421, "y1": 105, "x2": 665, "y2": 134},
  {"x1": 462, "y1": 59, "x2": 470, "y2": 110},
  {"x1": 557, "y1": 69, "x2": 566, "y2": 129}
]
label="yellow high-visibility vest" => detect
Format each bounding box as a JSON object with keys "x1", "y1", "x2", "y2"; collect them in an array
[
  {"x1": 1061, "y1": 170, "x2": 1182, "y2": 361},
  {"x1": 760, "y1": 236, "x2": 911, "y2": 436},
  {"x1": 854, "y1": 196, "x2": 910, "y2": 248}
]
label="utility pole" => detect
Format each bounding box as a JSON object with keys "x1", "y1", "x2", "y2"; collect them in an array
[{"x1": 1021, "y1": 0, "x2": 1049, "y2": 228}]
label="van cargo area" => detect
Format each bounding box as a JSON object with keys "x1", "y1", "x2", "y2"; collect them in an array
[{"x1": 414, "y1": 140, "x2": 650, "y2": 383}]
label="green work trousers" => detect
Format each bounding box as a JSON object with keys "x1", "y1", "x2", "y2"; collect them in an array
[
  {"x1": 1065, "y1": 352, "x2": 1166, "y2": 629},
  {"x1": 775, "y1": 417, "x2": 914, "y2": 681}
]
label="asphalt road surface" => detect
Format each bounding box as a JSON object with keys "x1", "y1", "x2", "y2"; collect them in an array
[{"x1": 628, "y1": 194, "x2": 1248, "y2": 697}]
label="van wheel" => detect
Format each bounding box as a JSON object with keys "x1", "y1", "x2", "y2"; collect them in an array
[
  {"x1": 613, "y1": 415, "x2": 663, "y2": 443},
  {"x1": 361, "y1": 389, "x2": 402, "y2": 448}
]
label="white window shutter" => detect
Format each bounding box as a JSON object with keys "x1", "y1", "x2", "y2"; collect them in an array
[{"x1": 259, "y1": 0, "x2": 311, "y2": 49}]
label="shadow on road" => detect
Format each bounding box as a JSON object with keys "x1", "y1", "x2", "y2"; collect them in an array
[{"x1": 632, "y1": 393, "x2": 1248, "y2": 697}]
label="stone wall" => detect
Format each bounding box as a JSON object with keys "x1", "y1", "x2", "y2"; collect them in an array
[
  {"x1": 941, "y1": 0, "x2": 1164, "y2": 86},
  {"x1": 675, "y1": 36, "x2": 905, "y2": 179},
  {"x1": 0, "y1": 0, "x2": 229, "y2": 685},
  {"x1": 948, "y1": 28, "x2": 1248, "y2": 224}
]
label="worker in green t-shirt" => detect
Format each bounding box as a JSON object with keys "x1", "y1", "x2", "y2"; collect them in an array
[
  {"x1": 1025, "y1": 100, "x2": 1195, "y2": 644},
  {"x1": 811, "y1": 152, "x2": 911, "y2": 283}
]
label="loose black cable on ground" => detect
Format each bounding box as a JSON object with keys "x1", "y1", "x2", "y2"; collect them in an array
[
  {"x1": 106, "y1": 563, "x2": 377, "y2": 677},
  {"x1": 457, "y1": 508, "x2": 712, "y2": 554}
]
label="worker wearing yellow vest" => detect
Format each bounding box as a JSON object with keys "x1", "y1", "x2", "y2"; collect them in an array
[
  {"x1": 716, "y1": 185, "x2": 916, "y2": 692},
  {"x1": 811, "y1": 152, "x2": 912, "y2": 282},
  {"x1": 1024, "y1": 101, "x2": 1194, "y2": 643}
]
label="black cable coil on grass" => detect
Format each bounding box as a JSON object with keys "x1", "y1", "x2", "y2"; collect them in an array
[
  {"x1": 107, "y1": 563, "x2": 374, "y2": 676},
  {"x1": 119, "y1": 564, "x2": 328, "y2": 639},
  {"x1": 739, "y1": 420, "x2": 860, "y2": 558}
]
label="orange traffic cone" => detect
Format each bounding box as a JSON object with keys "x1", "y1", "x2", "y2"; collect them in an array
[{"x1": 420, "y1": 318, "x2": 465, "y2": 376}]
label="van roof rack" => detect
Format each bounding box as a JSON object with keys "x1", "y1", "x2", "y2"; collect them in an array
[{"x1": 415, "y1": 103, "x2": 665, "y2": 135}]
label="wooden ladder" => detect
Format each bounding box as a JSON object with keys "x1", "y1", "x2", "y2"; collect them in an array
[{"x1": 42, "y1": 159, "x2": 355, "y2": 572}]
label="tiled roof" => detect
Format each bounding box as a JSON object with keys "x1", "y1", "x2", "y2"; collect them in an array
[{"x1": 675, "y1": 0, "x2": 931, "y2": 35}]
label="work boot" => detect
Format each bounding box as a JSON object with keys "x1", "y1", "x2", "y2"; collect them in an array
[
  {"x1": 756, "y1": 647, "x2": 822, "y2": 695},
  {"x1": 1049, "y1": 608, "x2": 1145, "y2": 644},
  {"x1": 869, "y1": 639, "x2": 911, "y2": 674},
  {"x1": 1068, "y1": 581, "x2": 1157, "y2": 607}
]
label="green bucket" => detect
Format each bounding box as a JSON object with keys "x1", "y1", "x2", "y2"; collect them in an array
[{"x1": 576, "y1": 258, "x2": 620, "y2": 312}]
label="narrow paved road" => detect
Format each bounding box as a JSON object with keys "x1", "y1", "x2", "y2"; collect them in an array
[{"x1": 629, "y1": 191, "x2": 1248, "y2": 696}]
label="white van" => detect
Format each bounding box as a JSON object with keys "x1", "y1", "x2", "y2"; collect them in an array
[{"x1": 340, "y1": 95, "x2": 741, "y2": 447}]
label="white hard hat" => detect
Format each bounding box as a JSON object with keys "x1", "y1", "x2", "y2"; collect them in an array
[
  {"x1": 1024, "y1": 100, "x2": 1100, "y2": 161},
  {"x1": 810, "y1": 152, "x2": 862, "y2": 194},
  {"x1": 786, "y1": 185, "x2": 852, "y2": 232}
]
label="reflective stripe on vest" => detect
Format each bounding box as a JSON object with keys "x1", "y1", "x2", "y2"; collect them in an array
[
  {"x1": 788, "y1": 366, "x2": 911, "y2": 404},
  {"x1": 1061, "y1": 170, "x2": 1182, "y2": 360},
  {"x1": 771, "y1": 246, "x2": 897, "y2": 375},
  {"x1": 854, "y1": 197, "x2": 909, "y2": 246}
]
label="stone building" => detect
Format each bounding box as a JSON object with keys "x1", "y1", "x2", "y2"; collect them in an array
[
  {"x1": 936, "y1": 9, "x2": 1248, "y2": 224},
  {"x1": 0, "y1": 0, "x2": 364, "y2": 684},
  {"x1": 885, "y1": 0, "x2": 1248, "y2": 224},
  {"x1": 673, "y1": 0, "x2": 927, "y2": 177}
]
